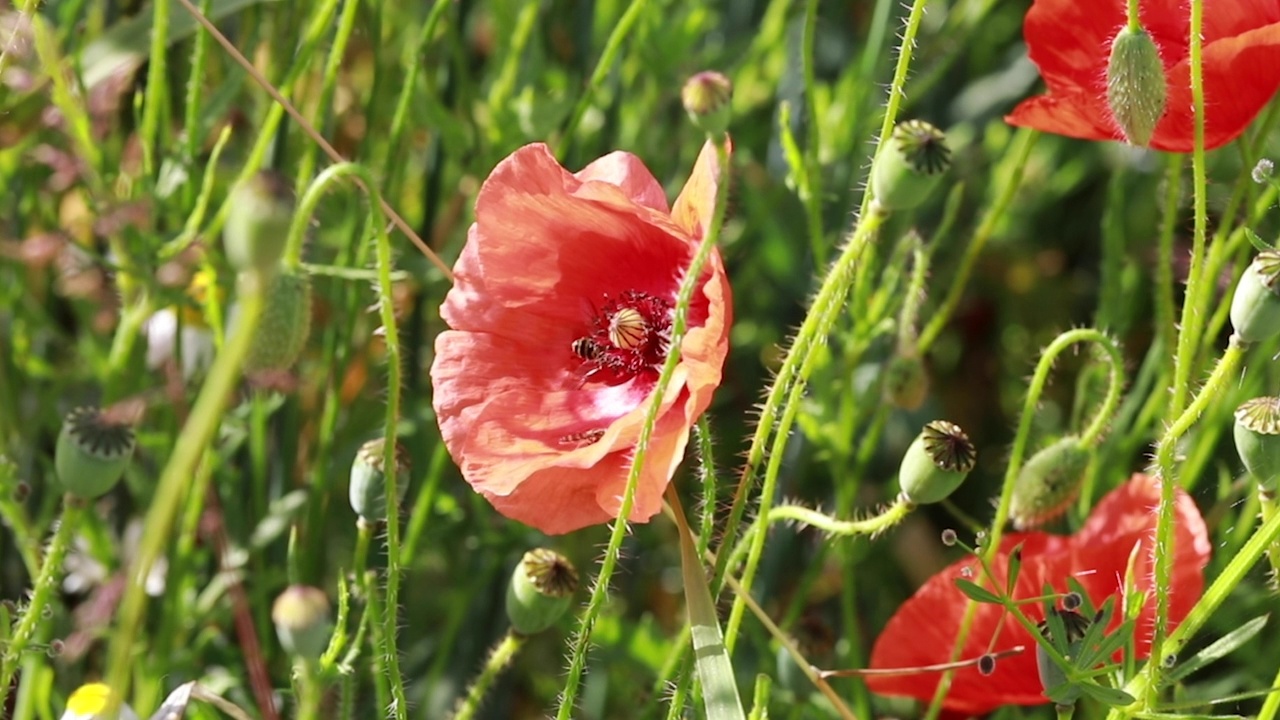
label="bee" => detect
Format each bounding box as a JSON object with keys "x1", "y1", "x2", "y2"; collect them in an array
[
  {"x1": 608, "y1": 307, "x2": 647, "y2": 350},
  {"x1": 571, "y1": 336, "x2": 604, "y2": 361},
  {"x1": 558, "y1": 429, "x2": 605, "y2": 447}
]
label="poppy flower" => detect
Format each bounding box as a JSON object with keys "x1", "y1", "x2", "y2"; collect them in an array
[
  {"x1": 430, "y1": 141, "x2": 732, "y2": 535},
  {"x1": 866, "y1": 473, "x2": 1210, "y2": 715},
  {"x1": 1005, "y1": 0, "x2": 1280, "y2": 151}
]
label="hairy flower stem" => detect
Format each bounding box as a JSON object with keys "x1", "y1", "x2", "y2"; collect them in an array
[
  {"x1": 766, "y1": 499, "x2": 913, "y2": 536},
  {"x1": 554, "y1": 137, "x2": 732, "y2": 719},
  {"x1": 1260, "y1": 494, "x2": 1280, "y2": 583},
  {"x1": 0, "y1": 497, "x2": 80, "y2": 708},
  {"x1": 452, "y1": 633, "x2": 524, "y2": 720}
]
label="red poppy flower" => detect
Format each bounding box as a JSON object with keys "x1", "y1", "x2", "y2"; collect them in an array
[
  {"x1": 866, "y1": 473, "x2": 1210, "y2": 715},
  {"x1": 1005, "y1": 0, "x2": 1280, "y2": 151},
  {"x1": 430, "y1": 141, "x2": 732, "y2": 535}
]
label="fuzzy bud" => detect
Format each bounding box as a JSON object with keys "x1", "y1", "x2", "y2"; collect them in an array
[
  {"x1": 1009, "y1": 436, "x2": 1092, "y2": 530},
  {"x1": 223, "y1": 170, "x2": 294, "y2": 276},
  {"x1": 349, "y1": 438, "x2": 411, "y2": 522},
  {"x1": 55, "y1": 407, "x2": 135, "y2": 499},
  {"x1": 1234, "y1": 397, "x2": 1280, "y2": 491},
  {"x1": 59, "y1": 683, "x2": 140, "y2": 720},
  {"x1": 898, "y1": 420, "x2": 976, "y2": 505},
  {"x1": 870, "y1": 120, "x2": 951, "y2": 212},
  {"x1": 271, "y1": 585, "x2": 332, "y2": 660},
  {"x1": 1106, "y1": 26, "x2": 1167, "y2": 147},
  {"x1": 1231, "y1": 251, "x2": 1280, "y2": 344},
  {"x1": 681, "y1": 71, "x2": 732, "y2": 137},
  {"x1": 506, "y1": 548, "x2": 578, "y2": 636},
  {"x1": 242, "y1": 268, "x2": 312, "y2": 372},
  {"x1": 883, "y1": 352, "x2": 929, "y2": 410}
]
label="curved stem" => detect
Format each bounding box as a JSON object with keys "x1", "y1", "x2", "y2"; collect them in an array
[{"x1": 766, "y1": 499, "x2": 912, "y2": 537}]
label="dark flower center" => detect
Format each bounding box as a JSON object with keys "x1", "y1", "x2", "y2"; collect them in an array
[{"x1": 570, "y1": 290, "x2": 673, "y2": 385}]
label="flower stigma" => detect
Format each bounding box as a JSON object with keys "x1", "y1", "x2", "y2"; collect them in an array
[{"x1": 570, "y1": 290, "x2": 673, "y2": 384}]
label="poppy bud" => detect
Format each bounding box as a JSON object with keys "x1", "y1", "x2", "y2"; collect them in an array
[
  {"x1": 883, "y1": 352, "x2": 929, "y2": 411},
  {"x1": 59, "y1": 683, "x2": 141, "y2": 720},
  {"x1": 55, "y1": 407, "x2": 135, "y2": 499},
  {"x1": 223, "y1": 170, "x2": 294, "y2": 276},
  {"x1": 1035, "y1": 608, "x2": 1091, "y2": 707},
  {"x1": 506, "y1": 548, "x2": 578, "y2": 636},
  {"x1": 1230, "y1": 251, "x2": 1280, "y2": 344},
  {"x1": 242, "y1": 268, "x2": 312, "y2": 372},
  {"x1": 1009, "y1": 436, "x2": 1092, "y2": 530},
  {"x1": 271, "y1": 585, "x2": 332, "y2": 660},
  {"x1": 681, "y1": 71, "x2": 732, "y2": 137},
  {"x1": 897, "y1": 420, "x2": 976, "y2": 505},
  {"x1": 870, "y1": 120, "x2": 951, "y2": 212},
  {"x1": 349, "y1": 437, "x2": 411, "y2": 522},
  {"x1": 1234, "y1": 396, "x2": 1280, "y2": 491},
  {"x1": 1106, "y1": 26, "x2": 1167, "y2": 147}
]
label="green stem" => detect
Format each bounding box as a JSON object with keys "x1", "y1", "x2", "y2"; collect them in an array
[
  {"x1": 1110, "y1": 499, "x2": 1280, "y2": 719},
  {"x1": 296, "y1": 659, "x2": 322, "y2": 720},
  {"x1": 1260, "y1": 494, "x2": 1280, "y2": 584},
  {"x1": 452, "y1": 633, "x2": 525, "y2": 720},
  {"x1": 0, "y1": 498, "x2": 81, "y2": 708},
  {"x1": 766, "y1": 499, "x2": 912, "y2": 537},
  {"x1": 556, "y1": 0, "x2": 650, "y2": 156},
  {"x1": 1153, "y1": 154, "x2": 1181, "y2": 381},
  {"x1": 800, "y1": 0, "x2": 826, "y2": 268},
  {"x1": 554, "y1": 137, "x2": 732, "y2": 720},
  {"x1": 103, "y1": 269, "x2": 268, "y2": 713},
  {"x1": 694, "y1": 416, "x2": 718, "y2": 559},
  {"x1": 141, "y1": 0, "x2": 170, "y2": 177},
  {"x1": 1124, "y1": 0, "x2": 1140, "y2": 31}
]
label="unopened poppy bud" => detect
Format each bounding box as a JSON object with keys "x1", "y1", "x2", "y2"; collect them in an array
[
  {"x1": 883, "y1": 352, "x2": 929, "y2": 410},
  {"x1": 1234, "y1": 397, "x2": 1280, "y2": 490},
  {"x1": 681, "y1": 71, "x2": 732, "y2": 137},
  {"x1": 1035, "y1": 608, "x2": 1091, "y2": 707},
  {"x1": 55, "y1": 407, "x2": 135, "y2": 499},
  {"x1": 59, "y1": 683, "x2": 141, "y2": 720},
  {"x1": 898, "y1": 420, "x2": 976, "y2": 505},
  {"x1": 223, "y1": 170, "x2": 294, "y2": 276},
  {"x1": 1231, "y1": 251, "x2": 1280, "y2": 344},
  {"x1": 242, "y1": 268, "x2": 312, "y2": 372},
  {"x1": 1106, "y1": 26, "x2": 1167, "y2": 147},
  {"x1": 349, "y1": 437, "x2": 411, "y2": 522},
  {"x1": 870, "y1": 120, "x2": 950, "y2": 212},
  {"x1": 1009, "y1": 436, "x2": 1092, "y2": 530},
  {"x1": 271, "y1": 585, "x2": 332, "y2": 660},
  {"x1": 506, "y1": 548, "x2": 578, "y2": 636}
]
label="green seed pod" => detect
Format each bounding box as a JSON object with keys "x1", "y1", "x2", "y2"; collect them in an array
[
  {"x1": 506, "y1": 548, "x2": 578, "y2": 636},
  {"x1": 223, "y1": 170, "x2": 294, "y2": 276},
  {"x1": 870, "y1": 120, "x2": 951, "y2": 212},
  {"x1": 883, "y1": 352, "x2": 929, "y2": 411},
  {"x1": 271, "y1": 585, "x2": 332, "y2": 661},
  {"x1": 1106, "y1": 26, "x2": 1167, "y2": 147},
  {"x1": 55, "y1": 407, "x2": 135, "y2": 499},
  {"x1": 681, "y1": 71, "x2": 732, "y2": 137},
  {"x1": 898, "y1": 420, "x2": 976, "y2": 505},
  {"x1": 243, "y1": 269, "x2": 312, "y2": 372},
  {"x1": 1234, "y1": 397, "x2": 1280, "y2": 490},
  {"x1": 1230, "y1": 251, "x2": 1280, "y2": 344},
  {"x1": 1009, "y1": 436, "x2": 1092, "y2": 530},
  {"x1": 1035, "y1": 608, "x2": 1091, "y2": 708},
  {"x1": 349, "y1": 438, "x2": 411, "y2": 522}
]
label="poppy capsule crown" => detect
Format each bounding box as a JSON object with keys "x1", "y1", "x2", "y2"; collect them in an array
[{"x1": 1234, "y1": 396, "x2": 1280, "y2": 492}]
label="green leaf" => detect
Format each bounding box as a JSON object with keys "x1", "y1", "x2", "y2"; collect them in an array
[
  {"x1": 675, "y1": 505, "x2": 745, "y2": 720},
  {"x1": 148, "y1": 682, "x2": 194, "y2": 720},
  {"x1": 1247, "y1": 227, "x2": 1274, "y2": 252},
  {"x1": 1076, "y1": 681, "x2": 1136, "y2": 707},
  {"x1": 80, "y1": 0, "x2": 279, "y2": 89},
  {"x1": 1073, "y1": 597, "x2": 1116, "y2": 669},
  {"x1": 1161, "y1": 615, "x2": 1268, "y2": 687},
  {"x1": 1006, "y1": 542, "x2": 1024, "y2": 596},
  {"x1": 953, "y1": 578, "x2": 1004, "y2": 605}
]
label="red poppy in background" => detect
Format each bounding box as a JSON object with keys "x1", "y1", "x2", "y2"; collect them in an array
[
  {"x1": 1006, "y1": 0, "x2": 1280, "y2": 151},
  {"x1": 865, "y1": 473, "x2": 1210, "y2": 715},
  {"x1": 430, "y1": 141, "x2": 732, "y2": 535}
]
